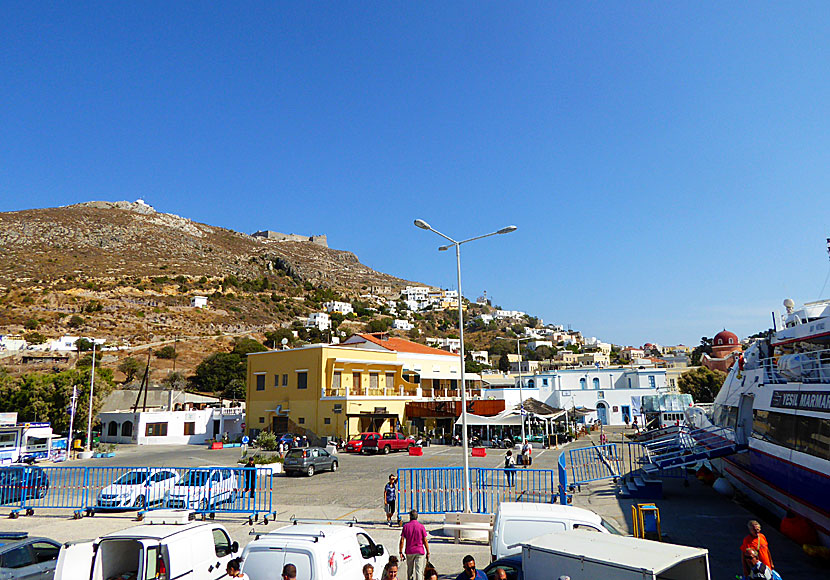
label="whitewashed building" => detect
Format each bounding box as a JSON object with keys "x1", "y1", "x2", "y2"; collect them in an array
[
  {"x1": 401, "y1": 286, "x2": 431, "y2": 302},
  {"x1": 483, "y1": 366, "x2": 667, "y2": 426},
  {"x1": 391, "y1": 319, "x2": 414, "y2": 331},
  {"x1": 99, "y1": 406, "x2": 244, "y2": 445},
  {"x1": 48, "y1": 336, "x2": 106, "y2": 351},
  {"x1": 495, "y1": 309, "x2": 526, "y2": 320},
  {"x1": 323, "y1": 301, "x2": 354, "y2": 315},
  {"x1": 190, "y1": 296, "x2": 208, "y2": 308},
  {"x1": 306, "y1": 312, "x2": 331, "y2": 331},
  {"x1": 0, "y1": 335, "x2": 27, "y2": 351}
]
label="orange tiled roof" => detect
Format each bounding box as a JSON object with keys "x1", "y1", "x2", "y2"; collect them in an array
[{"x1": 348, "y1": 333, "x2": 458, "y2": 357}]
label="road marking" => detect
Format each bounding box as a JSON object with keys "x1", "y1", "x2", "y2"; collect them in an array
[{"x1": 336, "y1": 508, "x2": 361, "y2": 520}]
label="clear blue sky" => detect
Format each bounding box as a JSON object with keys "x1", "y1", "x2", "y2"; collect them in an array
[{"x1": 3, "y1": 3, "x2": 830, "y2": 346}]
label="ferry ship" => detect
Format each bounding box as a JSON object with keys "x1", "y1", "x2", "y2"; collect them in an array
[{"x1": 690, "y1": 297, "x2": 830, "y2": 546}]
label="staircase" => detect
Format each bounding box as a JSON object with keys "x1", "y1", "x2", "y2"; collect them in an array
[{"x1": 617, "y1": 425, "x2": 747, "y2": 499}]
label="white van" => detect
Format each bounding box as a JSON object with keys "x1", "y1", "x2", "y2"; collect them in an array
[
  {"x1": 491, "y1": 502, "x2": 622, "y2": 561},
  {"x1": 55, "y1": 510, "x2": 239, "y2": 580},
  {"x1": 241, "y1": 521, "x2": 385, "y2": 579}
]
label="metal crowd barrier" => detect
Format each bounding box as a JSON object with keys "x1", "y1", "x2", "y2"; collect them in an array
[
  {"x1": 396, "y1": 466, "x2": 559, "y2": 517},
  {"x1": 567, "y1": 443, "x2": 623, "y2": 487},
  {"x1": 0, "y1": 465, "x2": 273, "y2": 520}
]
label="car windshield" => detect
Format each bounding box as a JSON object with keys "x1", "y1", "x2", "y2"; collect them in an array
[
  {"x1": 114, "y1": 471, "x2": 149, "y2": 485},
  {"x1": 286, "y1": 449, "x2": 306, "y2": 459},
  {"x1": 360, "y1": 434, "x2": 373, "y2": 440},
  {"x1": 601, "y1": 518, "x2": 623, "y2": 535},
  {"x1": 177, "y1": 471, "x2": 210, "y2": 486}
]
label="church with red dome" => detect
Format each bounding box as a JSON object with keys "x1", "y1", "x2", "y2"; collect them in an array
[{"x1": 702, "y1": 330, "x2": 742, "y2": 373}]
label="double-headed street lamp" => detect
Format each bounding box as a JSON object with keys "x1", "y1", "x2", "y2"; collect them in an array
[{"x1": 414, "y1": 219, "x2": 516, "y2": 512}]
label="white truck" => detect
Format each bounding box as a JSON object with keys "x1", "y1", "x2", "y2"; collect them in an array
[
  {"x1": 54, "y1": 510, "x2": 239, "y2": 580},
  {"x1": 521, "y1": 530, "x2": 711, "y2": 580}
]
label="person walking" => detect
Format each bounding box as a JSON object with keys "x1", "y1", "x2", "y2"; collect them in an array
[
  {"x1": 521, "y1": 439, "x2": 532, "y2": 468},
  {"x1": 383, "y1": 474, "x2": 398, "y2": 526},
  {"x1": 744, "y1": 548, "x2": 773, "y2": 580},
  {"x1": 281, "y1": 563, "x2": 297, "y2": 580},
  {"x1": 740, "y1": 520, "x2": 774, "y2": 576},
  {"x1": 503, "y1": 449, "x2": 516, "y2": 486},
  {"x1": 454, "y1": 555, "x2": 486, "y2": 580},
  {"x1": 363, "y1": 563, "x2": 377, "y2": 580},
  {"x1": 399, "y1": 509, "x2": 429, "y2": 580},
  {"x1": 243, "y1": 456, "x2": 256, "y2": 507}
]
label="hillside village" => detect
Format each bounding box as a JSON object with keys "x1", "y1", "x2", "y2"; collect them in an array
[{"x1": 0, "y1": 201, "x2": 711, "y2": 447}]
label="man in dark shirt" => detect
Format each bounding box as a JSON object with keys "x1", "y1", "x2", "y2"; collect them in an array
[{"x1": 454, "y1": 555, "x2": 486, "y2": 580}]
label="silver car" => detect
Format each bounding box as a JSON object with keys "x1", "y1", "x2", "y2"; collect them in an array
[{"x1": 0, "y1": 532, "x2": 61, "y2": 580}]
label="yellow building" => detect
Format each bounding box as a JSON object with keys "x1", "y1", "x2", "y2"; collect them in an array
[{"x1": 246, "y1": 333, "x2": 481, "y2": 439}]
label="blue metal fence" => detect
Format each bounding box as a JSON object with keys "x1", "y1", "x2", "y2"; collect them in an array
[
  {"x1": 567, "y1": 443, "x2": 622, "y2": 486},
  {"x1": 396, "y1": 466, "x2": 559, "y2": 516},
  {"x1": 0, "y1": 465, "x2": 273, "y2": 519}
]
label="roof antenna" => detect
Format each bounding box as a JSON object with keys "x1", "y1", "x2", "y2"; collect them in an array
[{"x1": 819, "y1": 238, "x2": 830, "y2": 299}]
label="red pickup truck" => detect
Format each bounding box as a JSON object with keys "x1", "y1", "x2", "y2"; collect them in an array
[{"x1": 362, "y1": 432, "x2": 416, "y2": 454}]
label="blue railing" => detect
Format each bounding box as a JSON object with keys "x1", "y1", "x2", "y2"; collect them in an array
[
  {"x1": 0, "y1": 465, "x2": 273, "y2": 519},
  {"x1": 396, "y1": 466, "x2": 558, "y2": 516},
  {"x1": 567, "y1": 443, "x2": 622, "y2": 486}
]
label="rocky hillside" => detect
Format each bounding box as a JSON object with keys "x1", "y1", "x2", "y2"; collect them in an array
[
  {"x1": 0, "y1": 201, "x2": 418, "y2": 350},
  {"x1": 0, "y1": 201, "x2": 407, "y2": 288}
]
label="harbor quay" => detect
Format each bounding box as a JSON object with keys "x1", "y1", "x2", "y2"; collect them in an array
[{"x1": 0, "y1": 431, "x2": 823, "y2": 579}]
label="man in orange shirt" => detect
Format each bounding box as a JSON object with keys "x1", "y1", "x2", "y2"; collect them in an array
[{"x1": 740, "y1": 520, "x2": 774, "y2": 576}]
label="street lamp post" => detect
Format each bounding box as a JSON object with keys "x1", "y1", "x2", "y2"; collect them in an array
[
  {"x1": 498, "y1": 335, "x2": 534, "y2": 443},
  {"x1": 414, "y1": 219, "x2": 516, "y2": 512}
]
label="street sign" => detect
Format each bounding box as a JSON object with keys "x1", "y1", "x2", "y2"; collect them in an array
[
  {"x1": 241, "y1": 422, "x2": 246, "y2": 430},
  {"x1": 241, "y1": 436, "x2": 250, "y2": 444}
]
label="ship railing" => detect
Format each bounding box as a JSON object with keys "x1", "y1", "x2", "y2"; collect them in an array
[{"x1": 761, "y1": 350, "x2": 830, "y2": 384}]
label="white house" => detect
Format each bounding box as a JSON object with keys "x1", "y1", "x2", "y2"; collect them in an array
[
  {"x1": 391, "y1": 319, "x2": 414, "y2": 331},
  {"x1": 401, "y1": 286, "x2": 431, "y2": 302},
  {"x1": 0, "y1": 335, "x2": 27, "y2": 351},
  {"x1": 426, "y1": 337, "x2": 461, "y2": 353},
  {"x1": 190, "y1": 296, "x2": 208, "y2": 308},
  {"x1": 306, "y1": 312, "x2": 331, "y2": 331},
  {"x1": 470, "y1": 350, "x2": 489, "y2": 365},
  {"x1": 477, "y1": 314, "x2": 494, "y2": 325},
  {"x1": 527, "y1": 340, "x2": 553, "y2": 351},
  {"x1": 99, "y1": 405, "x2": 245, "y2": 445},
  {"x1": 323, "y1": 301, "x2": 354, "y2": 315},
  {"x1": 512, "y1": 367, "x2": 667, "y2": 426},
  {"x1": 495, "y1": 309, "x2": 525, "y2": 320},
  {"x1": 48, "y1": 336, "x2": 106, "y2": 351}
]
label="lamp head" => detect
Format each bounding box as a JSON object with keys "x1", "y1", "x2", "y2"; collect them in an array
[
  {"x1": 413, "y1": 219, "x2": 431, "y2": 230},
  {"x1": 497, "y1": 225, "x2": 517, "y2": 235},
  {"x1": 438, "y1": 245, "x2": 451, "y2": 252}
]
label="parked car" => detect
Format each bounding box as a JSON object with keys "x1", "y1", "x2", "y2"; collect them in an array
[
  {"x1": 55, "y1": 512, "x2": 239, "y2": 580},
  {"x1": 96, "y1": 468, "x2": 180, "y2": 510},
  {"x1": 345, "y1": 432, "x2": 380, "y2": 453},
  {"x1": 482, "y1": 554, "x2": 523, "y2": 580},
  {"x1": 283, "y1": 446, "x2": 338, "y2": 477},
  {"x1": 0, "y1": 532, "x2": 61, "y2": 580},
  {"x1": 0, "y1": 465, "x2": 50, "y2": 505},
  {"x1": 241, "y1": 522, "x2": 384, "y2": 579},
  {"x1": 361, "y1": 433, "x2": 416, "y2": 454},
  {"x1": 165, "y1": 467, "x2": 237, "y2": 510}
]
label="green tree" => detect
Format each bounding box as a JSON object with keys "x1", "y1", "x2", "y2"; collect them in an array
[
  {"x1": 75, "y1": 338, "x2": 94, "y2": 352},
  {"x1": 161, "y1": 371, "x2": 186, "y2": 390},
  {"x1": 231, "y1": 338, "x2": 268, "y2": 356},
  {"x1": 690, "y1": 337, "x2": 714, "y2": 366},
  {"x1": 24, "y1": 332, "x2": 46, "y2": 345},
  {"x1": 264, "y1": 329, "x2": 295, "y2": 349},
  {"x1": 465, "y1": 352, "x2": 484, "y2": 373},
  {"x1": 498, "y1": 354, "x2": 510, "y2": 373},
  {"x1": 193, "y1": 352, "x2": 245, "y2": 394},
  {"x1": 24, "y1": 318, "x2": 39, "y2": 330},
  {"x1": 155, "y1": 345, "x2": 178, "y2": 360},
  {"x1": 366, "y1": 317, "x2": 393, "y2": 333},
  {"x1": 118, "y1": 357, "x2": 143, "y2": 383},
  {"x1": 677, "y1": 366, "x2": 726, "y2": 403},
  {"x1": 67, "y1": 315, "x2": 85, "y2": 328}
]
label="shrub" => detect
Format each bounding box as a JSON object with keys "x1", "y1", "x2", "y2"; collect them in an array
[
  {"x1": 155, "y1": 345, "x2": 178, "y2": 360},
  {"x1": 24, "y1": 318, "x2": 39, "y2": 330},
  {"x1": 256, "y1": 432, "x2": 278, "y2": 451},
  {"x1": 67, "y1": 315, "x2": 84, "y2": 328}
]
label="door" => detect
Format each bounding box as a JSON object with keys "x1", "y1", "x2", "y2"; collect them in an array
[
  {"x1": 736, "y1": 393, "x2": 755, "y2": 445},
  {"x1": 212, "y1": 420, "x2": 220, "y2": 438},
  {"x1": 53, "y1": 540, "x2": 95, "y2": 580},
  {"x1": 596, "y1": 402, "x2": 608, "y2": 425}
]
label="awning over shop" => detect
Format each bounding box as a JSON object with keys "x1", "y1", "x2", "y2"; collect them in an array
[{"x1": 405, "y1": 399, "x2": 505, "y2": 419}]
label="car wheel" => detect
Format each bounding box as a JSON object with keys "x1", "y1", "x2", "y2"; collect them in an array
[
  {"x1": 331, "y1": 461, "x2": 338, "y2": 472},
  {"x1": 383, "y1": 445, "x2": 390, "y2": 455},
  {"x1": 306, "y1": 465, "x2": 315, "y2": 477},
  {"x1": 134, "y1": 495, "x2": 146, "y2": 509},
  {"x1": 38, "y1": 483, "x2": 48, "y2": 499}
]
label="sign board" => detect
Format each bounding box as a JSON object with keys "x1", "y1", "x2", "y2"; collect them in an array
[
  {"x1": 0, "y1": 413, "x2": 18, "y2": 426},
  {"x1": 241, "y1": 436, "x2": 250, "y2": 444},
  {"x1": 241, "y1": 422, "x2": 246, "y2": 430}
]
